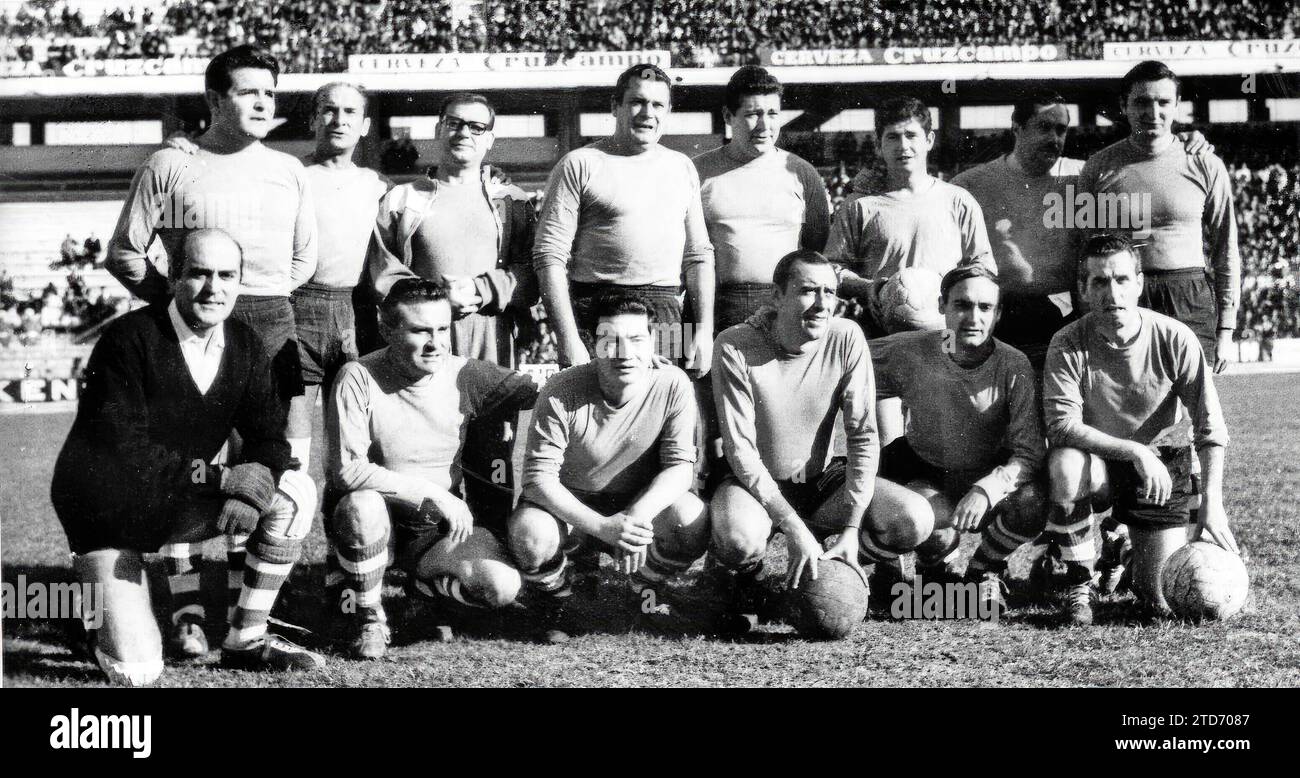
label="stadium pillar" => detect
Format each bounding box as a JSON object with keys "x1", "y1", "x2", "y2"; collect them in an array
[
  {"x1": 938, "y1": 102, "x2": 961, "y2": 171},
  {"x1": 160, "y1": 97, "x2": 185, "y2": 139},
  {"x1": 29, "y1": 120, "x2": 44, "y2": 145},
  {"x1": 551, "y1": 93, "x2": 582, "y2": 158},
  {"x1": 1247, "y1": 95, "x2": 1270, "y2": 122}
]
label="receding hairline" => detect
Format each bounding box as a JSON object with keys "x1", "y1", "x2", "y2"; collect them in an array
[{"x1": 314, "y1": 82, "x2": 368, "y2": 110}]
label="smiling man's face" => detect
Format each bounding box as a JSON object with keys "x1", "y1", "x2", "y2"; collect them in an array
[
  {"x1": 772, "y1": 260, "x2": 838, "y2": 343},
  {"x1": 437, "y1": 99, "x2": 495, "y2": 168}
]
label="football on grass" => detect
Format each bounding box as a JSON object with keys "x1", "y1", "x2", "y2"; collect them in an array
[
  {"x1": 791, "y1": 560, "x2": 869, "y2": 640},
  {"x1": 1161, "y1": 541, "x2": 1249, "y2": 621}
]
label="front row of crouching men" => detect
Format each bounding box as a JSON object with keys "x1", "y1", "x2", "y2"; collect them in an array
[{"x1": 60, "y1": 234, "x2": 1233, "y2": 682}]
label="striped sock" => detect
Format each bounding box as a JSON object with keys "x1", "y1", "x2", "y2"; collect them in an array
[
  {"x1": 1044, "y1": 502, "x2": 1096, "y2": 582},
  {"x1": 858, "y1": 530, "x2": 902, "y2": 566},
  {"x1": 916, "y1": 527, "x2": 960, "y2": 570},
  {"x1": 225, "y1": 532, "x2": 248, "y2": 623},
  {"x1": 968, "y1": 513, "x2": 1039, "y2": 577},
  {"x1": 338, "y1": 532, "x2": 389, "y2": 622},
  {"x1": 324, "y1": 538, "x2": 345, "y2": 592},
  {"x1": 520, "y1": 549, "x2": 569, "y2": 596},
  {"x1": 161, "y1": 542, "x2": 205, "y2": 624},
  {"x1": 631, "y1": 541, "x2": 697, "y2": 591},
  {"x1": 226, "y1": 529, "x2": 301, "y2": 647},
  {"x1": 428, "y1": 575, "x2": 483, "y2": 608}
]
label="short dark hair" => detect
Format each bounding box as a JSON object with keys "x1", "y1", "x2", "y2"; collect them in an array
[
  {"x1": 589, "y1": 292, "x2": 654, "y2": 338},
  {"x1": 1078, "y1": 233, "x2": 1141, "y2": 281},
  {"x1": 172, "y1": 228, "x2": 244, "y2": 282},
  {"x1": 725, "y1": 65, "x2": 782, "y2": 114},
  {"x1": 875, "y1": 96, "x2": 931, "y2": 138},
  {"x1": 439, "y1": 92, "x2": 496, "y2": 130},
  {"x1": 613, "y1": 63, "x2": 674, "y2": 105},
  {"x1": 205, "y1": 45, "x2": 279, "y2": 95},
  {"x1": 939, "y1": 259, "x2": 1001, "y2": 303},
  {"x1": 772, "y1": 249, "x2": 833, "y2": 292},
  {"x1": 380, "y1": 278, "x2": 449, "y2": 326},
  {"x1": 1011, "y1": 89, "x2": 1068, "y2": 127},
  {"x1": 1120, "y1": 60, "x2": 1180, "y2": 101},
  {"x1": 313, "y1": 82, "x2": 369, "y2": 115}
]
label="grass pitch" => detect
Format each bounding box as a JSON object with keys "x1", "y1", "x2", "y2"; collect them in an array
[{"x1": 4, "y1": 373, "x2": 1299, "y2": 687}]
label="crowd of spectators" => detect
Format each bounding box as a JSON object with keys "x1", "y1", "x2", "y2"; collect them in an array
[
  {"x1": 3, "y1": 1, "x2": 1298, "y2": 71},
  {"x1": 0, "y1": 269, "x2": 124, "y2": 347}
]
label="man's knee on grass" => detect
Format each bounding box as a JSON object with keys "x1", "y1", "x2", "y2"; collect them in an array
[{"x1": 74, "y1": 548, "x2": 164, "y2": 686}]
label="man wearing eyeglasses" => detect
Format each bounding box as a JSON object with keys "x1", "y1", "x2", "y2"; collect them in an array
[{"x1": 369, "y1": 92, "x2": 539, "y2": 528}]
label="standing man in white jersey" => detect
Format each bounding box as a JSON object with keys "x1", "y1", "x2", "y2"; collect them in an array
[
  {"x1": 289, "y1": 82, "x2": 391, "y2": 472},
  {"x1": 534, "y1": 63, "x2": 715, "y2": 374},
  {"x1": 694, "y1": 65, "x2": 830, "y2": 332},
  {"x1": 106, "y1": 45, "x2": 317, "y2": 660},
  {"x1": 693, "y1": 65, "x2": 831, "y2": 492},
  {"x1": 108, "y1": 45, "x2": 317, "y2": 394},
  {"x1": 369, "y1": 91, "x2": 538, "y2": 530},
  {"x1": 1042, "y1": 234, "x2": 1236, "y2": 625},
  {"x1": 826, "y1": 96, "x2": 993, "y2": 339},
  {"x1": 1078, "y1": 60, "x2": 1240, "y2": 372}
]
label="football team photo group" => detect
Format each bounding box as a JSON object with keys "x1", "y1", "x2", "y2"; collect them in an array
[
  {"x1": 6, "y1": 5, "x2": 1296, "y2": 696},
  {"x1": 20, "y1": 41, "x2": 1259, "y2": 688}
]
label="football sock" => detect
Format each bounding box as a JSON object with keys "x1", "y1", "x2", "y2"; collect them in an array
[
  {"x1": 338, "y1": 530, "x2": 389, "y2": 622},
  {"x1": 225, "y1": 528, "x2": 301, "y2": 648},
  {"x1": 225, "y1": 532, "x2": 248, "y2": 623},
  {"x1": 161, "y1": 542, "x2": 204, "y2": 624},
  {"x1": 915, "y1": 527, "x2": 960, "y2": 571},
  {"x1": 968, "y1": 513, "x2": 1037, "y2": 577},
  {"x1": 1045, "y1": 501, "x2": 1096, "y2": 581}
]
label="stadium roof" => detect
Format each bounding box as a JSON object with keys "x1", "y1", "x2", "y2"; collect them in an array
[{"x1": 3, "y1": 58, "x2": 1299, "y2": 98}]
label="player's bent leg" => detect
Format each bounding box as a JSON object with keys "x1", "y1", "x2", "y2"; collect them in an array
[
  {"x1": 507, "y1": 502, "x2": 569, "y2": 596},
  {"x1": 905, "y1": 480, "x2": 961, "y2": 581},
  {"x1": 968, "y1": 481, "x2": 1046, "y2": 577},
  {"x1": 708, "y1": 479, "x2": 772, "y2": 572},
  {"x1": 73, "y1": 549, "x2": 164, "y2": 687},
  {"x1": 862, "y1": 477, "x2": 934, "y2": 565},
  {"x1": 415, "y1": 528, "x2": 523, "y2": 610},
  {"x1": 222, "y1": 470, "x2": 324, "y2": 671},
  {"x1": 285, "y1": 385, "x2": 319, "y2": 471},
  {"x1": 158, "y1": 540, "x2": 207, "y2": 659},
  {"x1": 330, "y1": 490, "x2": 394, "y2": 658},
  {"x1": 1128, "y1": 524, "x2": 1187, "y2": 615},
  {"x1": 1047, "y1": 448, "x2": 1105, "y2": 624},
  {"x1": 636, "y1": 491, "x2": 709, "y2": 588}
]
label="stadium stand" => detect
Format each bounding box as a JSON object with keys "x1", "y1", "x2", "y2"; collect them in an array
[{"x1": 3, "y1": 0, "x2": 1298, "y2": 70}]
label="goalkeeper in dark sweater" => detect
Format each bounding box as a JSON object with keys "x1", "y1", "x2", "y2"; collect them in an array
[{"x1": 51, "y1": 229, "x2": 323, "y2": 685}]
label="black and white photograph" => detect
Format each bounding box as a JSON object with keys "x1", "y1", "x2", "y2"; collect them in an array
[{"x1": 1, "y1": 0, "x2": 1297, "y2": 724}]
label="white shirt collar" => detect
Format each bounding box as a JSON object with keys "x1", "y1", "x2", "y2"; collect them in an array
[
  {"x1": 168, "y1": 299, "x2": 226, "y2": 351},
  {"x1": 169, "y1": 300, "x2": 227, "y2": 356}
]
